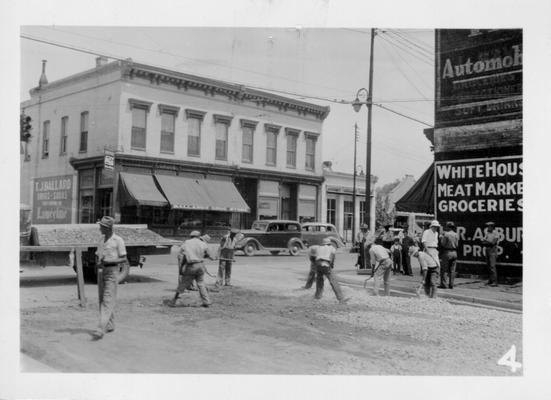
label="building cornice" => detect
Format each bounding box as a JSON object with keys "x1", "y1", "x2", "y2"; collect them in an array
[{"x1": 121, "y1": 61, "x2": 330, "y2": 121}]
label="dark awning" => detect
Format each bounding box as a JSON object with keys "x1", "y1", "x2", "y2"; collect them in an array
[
  {"x1": 154, "y1": 175, "x2": 250, "y2": 213},
  {"x1": 119, "y1": 172, "x2": 169, "y2": 207},
  {"x1": 395, "y1": 164, "x2": 434, "y2": 214}
]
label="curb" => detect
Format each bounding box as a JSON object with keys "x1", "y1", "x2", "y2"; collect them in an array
[{"x1": 337, "y1": 275, "x2": 522, "y2": 312}]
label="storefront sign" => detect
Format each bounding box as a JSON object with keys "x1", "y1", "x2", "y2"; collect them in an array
[
  {"x1": 32, "y1": 175, "x2": 74, "y2": 224},
  {"x1": 436, "y1": 29, "x2": 522, "y2": 127},
  {"x1": 104, "y1": 149, "x2": 115, "y2": 170},
  {"x1": 436, "y1": 156, "x2": 522, "y2": 265}
]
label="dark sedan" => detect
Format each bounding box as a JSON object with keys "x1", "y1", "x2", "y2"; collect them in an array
[{"x1": 235, "y1": 220, "x2": 305, "y2": 256}]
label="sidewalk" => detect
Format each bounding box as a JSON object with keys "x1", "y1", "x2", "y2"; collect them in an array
[{"x1": 337, "y1": 267, "x2": 522, "y2": 312}]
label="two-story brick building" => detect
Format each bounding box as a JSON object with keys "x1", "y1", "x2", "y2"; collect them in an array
[{"x1": 20, "y1": 58, "x2": 329, "y2": 238}]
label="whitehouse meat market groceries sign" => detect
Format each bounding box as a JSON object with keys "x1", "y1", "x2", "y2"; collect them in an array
[
  {"x1": 436, "y1": 156, "x2": 522, "y2": 266},
  {"x1": 32, "y1": 175, "x2": 74, "y2": 224}
]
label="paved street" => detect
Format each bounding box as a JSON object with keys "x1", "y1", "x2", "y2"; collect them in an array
[{"x1": 20, "y1": 248, "x2": 522, "y2": 375}]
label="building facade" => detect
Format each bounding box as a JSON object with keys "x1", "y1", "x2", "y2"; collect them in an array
[
  {"x1": 434, "y1": 29, "x2": 522, "y2": 277},
  {"x1": 320, "y1": 169, "x2": 376, "y2": 243},
  {"x1": 20, "y1": 58, "x2": 329, "y2": 238}
]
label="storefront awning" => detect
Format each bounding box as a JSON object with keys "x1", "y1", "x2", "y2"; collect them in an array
[
  {"x1": 119, "y1": 172, "x2": 169, "y2": 207},
  {"x1": 395, "y1": 163, "x2": 435, "y2": 214},
  {"x1": 154, "y1": 175, "x2": 250, "y2": 213}
]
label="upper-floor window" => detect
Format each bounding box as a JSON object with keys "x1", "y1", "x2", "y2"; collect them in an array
[
  {"x1": 158, "y1": 104, "x2": 179, "y2": 154},
  {"x1": 60, "y1": 116, "x2": 68, "y2": 155},
  {"x1": 240, "y1": 119, "x2": 258, "y2": 163},
  {"x1": 305, "y1": 133, "x2": 318, "y2": 171},
  {"x1": 131, "y1": 108, "x2": 147, "y2": 150},
  {"x1": 42, "y1": 120, "x2": 50, "y2": 158},
  {"x1": 129, "y1": 99, "x2": 152, "y2": 151},
  {"x1": 265, "y1": 124, "x2": 281, "y2": 166},
  {"x1": 214, "y1": 114, "x2": 233, "y2": 161},
  {"x1": 79, "y1": 112, "x2": 88, "y2": 153},
  {"x1": 285, "y1": 128, "x2": 299, "y2": 168},
  {"x1": 186, "y1": 109, "x2": 206, "y2": 157}
]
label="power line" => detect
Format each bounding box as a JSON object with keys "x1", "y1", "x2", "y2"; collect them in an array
[
  {"x1": 378, "y1": 39, "x2": 431, "y2": 100},
  {"x1": 378, "y1": 33, "x2": 433, "y2": 66},
  {"x1": 25, "y1": 27, "x2": 357, "y2": 100},
  {"x1": 387, "y1": 29, "x2": 433, "y2": 57},
  {"x1": 374, "y1": 104, "x2": 433, "y2": 127}
]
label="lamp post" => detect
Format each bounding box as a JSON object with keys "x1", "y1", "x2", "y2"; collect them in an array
[
  {"x1": 352, "y1": 27, "x2": 375, "y2": 233},
  {"x1": 352, "y1": 123, "x2": 358, "y2": 243}
]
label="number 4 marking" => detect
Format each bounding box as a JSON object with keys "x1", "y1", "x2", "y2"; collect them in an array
[{"x1": 497, "y1": 345, "x2": 522, "y2": 373}]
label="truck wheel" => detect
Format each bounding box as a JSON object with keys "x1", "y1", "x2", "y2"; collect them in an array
[
  {"x1": 288, "y1": 243, "x2": 301, "y2": 256},
  {"x1": 243, "y1": 242, "x2": 257, "y2": 256}
]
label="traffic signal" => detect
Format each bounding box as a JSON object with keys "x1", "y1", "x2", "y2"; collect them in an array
[{"x1": 20, "y1": 113, "x2": 32, "y2": 142}]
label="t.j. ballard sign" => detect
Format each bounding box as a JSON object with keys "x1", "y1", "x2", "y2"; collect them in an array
[
  {"x1": 436, "y1": 29, "x2": 522, "y2": 126},
  {"x1": 32, "y1": 175, "x2": 74, "y2": 224}
]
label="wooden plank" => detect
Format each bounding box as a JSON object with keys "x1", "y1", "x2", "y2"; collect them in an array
[
  {"x1": 20, "y1": 245, "x2": 89, "y2": 252},
  {"x1": 75, "y1": 248, "x2": 86, "y2": 308}
]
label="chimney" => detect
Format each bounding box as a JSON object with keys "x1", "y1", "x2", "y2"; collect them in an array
[
  {"x1": 38, "y1": 60, "x2": 48, "y2": 88},
  {"x1": 96, "y1": 56, "x2": 108, "y2": 67}
]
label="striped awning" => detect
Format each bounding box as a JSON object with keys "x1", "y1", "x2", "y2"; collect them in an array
[
  {"x1": 118, "y1": 172, "x2": 169, "y2": 207},
  {"x1": 154, "y1": 175, "x2": 250, "y2": 213}
]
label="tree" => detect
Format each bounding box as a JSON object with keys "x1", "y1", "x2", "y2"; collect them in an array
[{"x1": 375, "y1": 179, "x2": 401, "y2": 230}]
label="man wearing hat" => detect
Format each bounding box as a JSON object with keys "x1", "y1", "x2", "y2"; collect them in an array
[
  {"x1": 216, "y1": 228, "x2": 241, "y2": 288},
  {"x1": 355, "y1": 223, "x2": 374, "y2": 270},
  {"x1": 439, "y1": 221, "x2": 459, "y2": 289},
  {"x1": 422, "y1": 220, "x2": 441, "y2": 270},
  {"x1": 171, "y1": 230, "x2": 216, "y2": 307},
  {"x1": 409, "y1": 246, "x2": 439, "y2": 298},
  {"x1": 93, "y1": 216, "x2": 127, "y2": 339},
  {"x1": 381, "y1": 224, "x2": 394, "y2": 250},
  {"x1": 482, "y1": 222, "x2": 500, "y2": 286},
  {"x1": 314, "y1": 238, "x2": 348, "y2": 304}
]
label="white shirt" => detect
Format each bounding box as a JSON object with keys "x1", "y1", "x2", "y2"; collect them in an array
[
  {"x1": 315, "y1": 244, "x2": 336, "y2": 262},
  {"x1": 369, "y1": 244, "x2": 391, "y2": 264},
  {"x1": 422, "y1": 229, "x2": 439, "y2": 249},
  {"x1": 97, "y1": 233, "x2": 126, "y2": 263},
  {"x1": 182, "y1": 237, "x2": 211, "y2": 262},
  {"x1": 417, "y1": 251, "x2": 439, "y2": 271}
]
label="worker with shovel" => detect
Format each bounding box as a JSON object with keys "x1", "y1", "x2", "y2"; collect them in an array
[
  {"x1": 368, "y1": 238, "x2": 393, "y2": 296},
  {"x1": 215, "y1": 228, "x2": 241, "y2": 288},
  {"x1": 409, "y1": 246, "x2": 440, "y2": 298}
]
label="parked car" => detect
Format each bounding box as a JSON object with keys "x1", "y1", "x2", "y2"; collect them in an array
[
  {"x1": 235, "y1": 220, "x2": 305, "y2": 256},
  {"x1": 301, "y1": 222, "x2": 345, "y2": 248}
]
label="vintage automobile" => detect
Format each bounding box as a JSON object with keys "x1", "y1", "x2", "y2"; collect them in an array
[
  {"x1": 301, "y1": 222, "x2": 345, "y2": 248},
  {"x1": 235, "y1": 220, "x2": 305, "y2": 256}
]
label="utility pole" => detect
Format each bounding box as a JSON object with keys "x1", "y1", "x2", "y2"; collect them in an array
[
  {"x1": 365, "y1": 27, "x2": 376, "y2": 233},
  {"x1": 352, "y1": 123, "x2": 358, "y2": 243}
]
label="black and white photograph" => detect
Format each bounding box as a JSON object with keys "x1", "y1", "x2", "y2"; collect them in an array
[{"x1": 2, "y1": 0, "x2": 551, "y2": 399}]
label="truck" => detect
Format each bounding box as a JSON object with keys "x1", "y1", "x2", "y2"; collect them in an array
[{"x1": 20, "y1": 204, "x2": 179, "y2": 283}]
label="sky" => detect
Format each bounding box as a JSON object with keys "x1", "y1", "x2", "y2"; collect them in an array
[{"x1": 20, "y1": 26, "x2": 435, "y2": 187}]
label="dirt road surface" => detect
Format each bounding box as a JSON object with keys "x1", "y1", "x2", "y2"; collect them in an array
[{"x1": 20, "y1": 249, "x2": 522, "y2": 375}]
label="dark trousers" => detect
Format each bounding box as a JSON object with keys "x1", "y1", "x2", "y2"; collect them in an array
[
  {"x1": 424, "y1": 267, "x2": 440, "y2": 298},
  {"x1": 401, "y1": 247, "x2": 412, "y2": 275},
  {"x1": 486, "y1": 249, "x2": 498, "y2": 284},
  {"x1": 216, "y1": 259, "x2": 233, "y2": 286},
  {"x1": 177, "y1": 262, "x2": 211, "y2": 305},
  {"x1": 304, "y1": 263, "x2": 316, "y2": 289},
  {"x1": 314, "y1": 262, "x2": 344, "y2": 301},
  {"x1": 440, "y1": 250, "x2": 457, "y2": 288}
]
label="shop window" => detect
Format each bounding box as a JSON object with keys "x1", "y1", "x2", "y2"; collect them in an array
[
  {"x1": 60, "y1": 116, "x2": 68, "y2": 155},
  {"x1": 42, "y1": 120, "x2": 50, "y2": 158},
  {"x1": 327, "y1": 198, "x2": 336, "y2": 225},
  {"x1": 79, "y1": 190, "x2": 94, "y2": 223},
  {"x1": 79, "y1": 112, "x2": 88, "y2": 153},
  {"x1": 360, "y1": 200, "x2": 366, "y2": 225},
  {"x1": 79, "y1": 169, "x2": 95, "y2": 189}
]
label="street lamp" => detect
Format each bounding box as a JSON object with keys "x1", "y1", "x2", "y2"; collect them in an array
[{"x1": 352, "y1": 87, "x2": 373, "y2": 233}]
